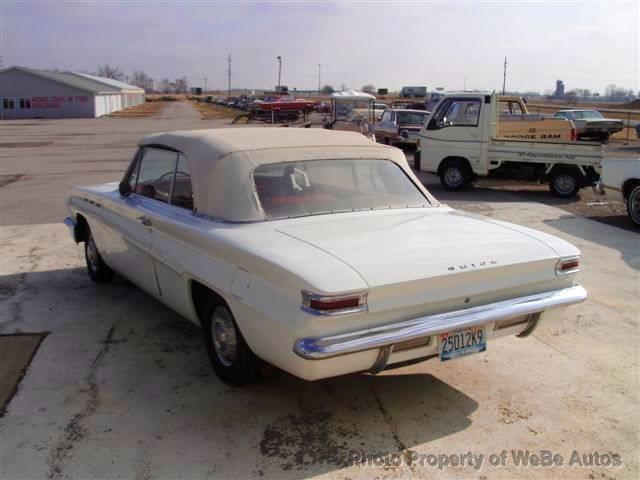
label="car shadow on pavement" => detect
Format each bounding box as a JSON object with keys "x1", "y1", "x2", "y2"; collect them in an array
[
  {"x1": 543, "y1": 217, "x2": 640, "y2": 270},
  {"x1": 0, "y1": 266, "x2": 479, "y2": 478}
]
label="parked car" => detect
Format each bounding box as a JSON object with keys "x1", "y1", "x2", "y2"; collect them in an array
[
  {"x1": 376, "y1": 109, "x2": 430, "y2": 145},
  {"x1": 635, "y1": 123, "x2": 640, "y2": 139},
  {"x1": 65, "y1": 128, "x2": 587, "y2": 385},
  {"x1": 553, "y1": 110, "x2": 624, "y2": 141},
  {"x1": 598, "y1": 158, "x2": 640, "y2": 228}
]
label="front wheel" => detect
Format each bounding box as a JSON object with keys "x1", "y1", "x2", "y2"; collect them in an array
[
  {"x1": 440, "y1": 160, "x2": 470, "y2": 191},
  {"x1": 202, "y1": 298, "x2": 260, "y2": 385},
  {"x1": 85, "y1": 233, "x2": 115, "y2": 283},
  {"x1": 549, "y1": 169, "x2": 580, "y2": 198},
  {"x1": 627, "y1": 185, "x2": 640, "y2": 228}
]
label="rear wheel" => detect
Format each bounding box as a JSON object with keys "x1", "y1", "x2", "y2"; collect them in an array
[
  {"x1": 85, "y1": 233, "x2": 115, "y2": 283},
  {"x1": 600, "y1": 132, "x2": 610, "y2": 142},
  {"x1": 202, "y1": 297, "x2": 260, "y2": 385},
  {"x1": 549, "y1": 168, "x2": 580, "y2": 198},
  {"x1": 440, "y1": 160, "x2": 471, "y2": 191},
  {"x1": 627, "y1": 185, "x2": 640, "y2": 228}
]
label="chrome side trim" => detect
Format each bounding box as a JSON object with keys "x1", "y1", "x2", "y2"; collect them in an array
[{"x1": 293, "y1": 285, "x2": 587, "y2": 360}]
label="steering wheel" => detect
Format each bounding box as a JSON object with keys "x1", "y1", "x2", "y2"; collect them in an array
[{"x1": 157, "y1": 170, "x2": 190, "y2": 183}]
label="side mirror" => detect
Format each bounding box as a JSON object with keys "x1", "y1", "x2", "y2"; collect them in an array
[{"x1": 119, "y1": 180, "x2": 132, "y2": 197}]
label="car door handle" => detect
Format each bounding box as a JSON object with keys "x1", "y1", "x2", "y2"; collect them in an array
[{"x1": 137, "y1": 216, "x2": 152, "y2": 227}]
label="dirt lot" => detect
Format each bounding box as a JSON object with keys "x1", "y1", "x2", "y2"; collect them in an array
[{"x1": 0, "y1": 102, "x2": 638, "y2": 479}]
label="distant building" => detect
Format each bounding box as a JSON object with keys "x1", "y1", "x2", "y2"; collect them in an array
[
  {"x1": 0, "y1": 65, "x2": 144, "y2": 119},
  {"x1": 555, "y1": 80, "x2": 565, "y2": 98}
]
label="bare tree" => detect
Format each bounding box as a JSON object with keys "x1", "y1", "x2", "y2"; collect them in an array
[
  {"x1": 174, "y1": 76, "x2": 189, "y2": 94},
  {"x1": 605, "y1": 84, "x2": 626, "y2": 100},
  {"x1": 340, "y1": 83, "x2": 348, "y2": 91},
  {"x1": 131, "y1": 70, "x2": 154, "y2": 91},
  {"x1": 97, "y1": 64, "x2": 125, "y2": 81},
  {"x1": 158, "y1": 78, "x2": 172, "y2": 94},
  {"x1": 361, "y1": 84, "x2": 376, "y2": 94}
]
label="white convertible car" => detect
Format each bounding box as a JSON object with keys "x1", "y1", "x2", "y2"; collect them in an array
[{"x1": 65, "y1": 128, "x2": 587, "y2": 385}]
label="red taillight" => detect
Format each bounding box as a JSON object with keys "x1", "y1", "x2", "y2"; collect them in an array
[
  {"x1": 571, "y1": 128, "x2": 577, "y2": 141},
  {"x1": 301, "y1": 291, "x2": 368, "y2": 315},
  {"x1": 309, "y1": 297, "x2": 360, "y2": 311},
  {"x1": 556, "y1": 257, "x2": 580, "y2": 275}
]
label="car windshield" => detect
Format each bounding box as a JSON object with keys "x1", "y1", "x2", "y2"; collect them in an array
[
  {"x1": 396, "y1": 112, "x2": 427, "y2": 124},
  {"x1": 573, "y1": 110, "x2": 605, "y2": 119},
  {"x1": 253, "y1": 159, "x2": 431, "y2": 220}
]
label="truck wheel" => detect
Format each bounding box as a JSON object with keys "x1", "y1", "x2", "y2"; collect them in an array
[
  {"x1": 202, "y1": 297, "x2": 260, "y2": 386},
  {"x1": 440, "y1": 160, "x2": 470, "y2": 191},
  {"x1": 549, "y1": 169, "x2": 580, "y2": 198},
  {"x1": 600, "y1": 132, "x2": 610, "y2": 142},
  {"x1": 627, "y1": 185, "x2": 640, "y2": 228},
  {"x1": 414, "y1": 151, "x2": 421, "y2": 171},
  {"x1": 85, "y1": 233, "x2": 115, "y2": 283}
]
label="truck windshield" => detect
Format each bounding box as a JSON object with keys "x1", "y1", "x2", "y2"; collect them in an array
[{"x1": 253, "y1": 159, "x2": 431, "y2": 220}]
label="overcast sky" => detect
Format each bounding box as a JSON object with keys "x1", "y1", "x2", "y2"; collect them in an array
[{"x1": 2, "y1": 1, "x2": 638, "y2": 94}]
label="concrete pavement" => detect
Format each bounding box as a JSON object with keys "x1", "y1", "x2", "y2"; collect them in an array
[{"x1": 0, "y1": 202, "x2": 637, "y2": 479}]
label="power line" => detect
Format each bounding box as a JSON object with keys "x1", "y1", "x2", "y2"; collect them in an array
[{"x1": 227, "y1": 54, "x2": 231, "y2": 97}]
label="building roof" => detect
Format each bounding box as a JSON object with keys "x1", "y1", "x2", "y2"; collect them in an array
[
  {"x1": 71, "y1": 72, "x2": 144, "y2": 92},
  {"x1": 331, "y1": 90, "x2": 376, "y2": 100},
  {"x1": 137, "y1": 128, "x2": 435, "y2": 221},
  {"x1": 0, "y1": 66, "x2": 123, "y2": 94}
]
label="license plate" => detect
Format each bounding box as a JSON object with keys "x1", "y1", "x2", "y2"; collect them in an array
[{"x1": 439, "y1": 326, "x2": 486, "y2": 361}]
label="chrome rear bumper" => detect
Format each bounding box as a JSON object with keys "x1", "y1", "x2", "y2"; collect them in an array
[{"x1": 293, "y1": 285, "x2": 587, "y2": 360}]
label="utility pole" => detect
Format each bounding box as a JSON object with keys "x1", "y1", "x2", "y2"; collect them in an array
[
  {"x1": 277, "y1": 56, "x2": 282, "y2": 91},
  {"x1": 204, "y1": 77, "x2": 207, "y2": 93},
  {"x1": 318, "y1": 63, "x2": 321, "y2": 93},
  {"x1": 227, "y1": 54, "x2": 232, "y2": 97},
  {"x1": 502, "y1": 56, "x2": 507, "y2": 95},
  {"x1": 463, "y1": 76, "x2": 466, "y2": 91}
]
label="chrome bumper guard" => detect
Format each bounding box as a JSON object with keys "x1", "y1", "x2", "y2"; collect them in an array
[{"x1": 293, "y1": 285, "x2": 587, "y2": 361}]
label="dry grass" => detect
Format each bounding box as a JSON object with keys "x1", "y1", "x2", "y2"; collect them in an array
[
  {"x1": 106, "y1": 101, "x2": 167, "y2": 118},
  {"x1": 189, "y1": 101, "x2": 238, "y2": 120}
]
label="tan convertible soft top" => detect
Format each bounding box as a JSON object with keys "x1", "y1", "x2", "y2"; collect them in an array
[{"x1": 140, "y1": 128, "x2": 438, "y2": 221}]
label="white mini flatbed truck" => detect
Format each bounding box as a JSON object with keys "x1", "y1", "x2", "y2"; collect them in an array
[{"x1": 414, "y1": 92, "x2": 604, "y2": 198}]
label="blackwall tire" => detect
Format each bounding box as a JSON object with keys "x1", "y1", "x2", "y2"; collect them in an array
[
  {"x1": 549, "y1": 169, "x2": 580, "y2": 198},
  {"x1": 85, "y1": 233, "x2": 115, "y2": 283},
  {"x1": 627, "y1": 185, "x2": 640, "y2": 228},
  {"x1": 440, "y1": 160, "x2": 470, "y2": 191},
  {"x1": 201, "y1": 297, "x2": 260, "y2": 386}
]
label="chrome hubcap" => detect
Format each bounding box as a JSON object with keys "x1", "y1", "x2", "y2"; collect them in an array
[
  {"x1": 445, "y1": 167, "x2": 463, "y2": 187},
  {"x1": 555, "y1": 175, "x2": 575, "y2": 194},
  {"x1": 211, "y1": 307, "x2": 237, "y2": 367},
  {"x1": 86, "y1": 236, "x2": 99, "y2": 271}
]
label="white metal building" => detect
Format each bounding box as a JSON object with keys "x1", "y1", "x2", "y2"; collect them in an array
[{"x1": 0, "y1": 66, "x2": 145, "y2": 119}]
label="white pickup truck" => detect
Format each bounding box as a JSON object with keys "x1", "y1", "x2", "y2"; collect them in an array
[{"x1": 415, "y1": 93, "x2": 604, "y2": 198}]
